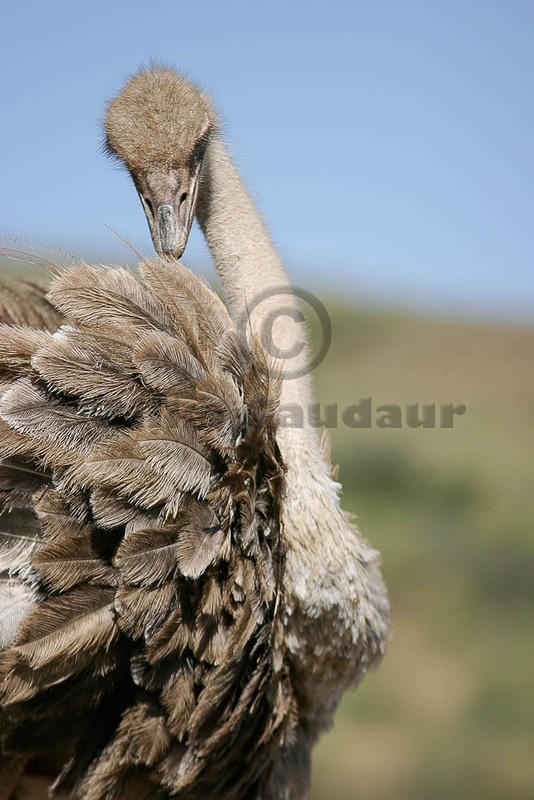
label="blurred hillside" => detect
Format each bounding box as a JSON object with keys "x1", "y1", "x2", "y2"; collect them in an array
[
  {"x1": 310, "y1": 302, "x2": 534, "y2": 799},
  {"x1": 0, "y1": 261, "x2": 532, "y2": 798}
]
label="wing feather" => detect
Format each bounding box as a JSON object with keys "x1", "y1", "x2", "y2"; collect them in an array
[
  {"x1": 0, "y1": 258, "x2": 294, "y2": 799},
  {"x1": 32, "y1": 326, "x2": 155, "y2": 420}
]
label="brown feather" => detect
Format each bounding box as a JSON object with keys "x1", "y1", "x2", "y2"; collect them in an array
[
  {"x1": 160, "y1": 664, "x2": 196, "y2": 741},
  {"x1": 135, "y1": 411, "x2": 214, "y2": 498},
  {"x1": 114, "y1": 526, "x2": 183, "y2": 588},
  {"x1": 32, "y1": 327, "x2": 154, "y2": 421},
  {"x1": 0, "y1": 254, "x2": 292, "y2": 799},
  {"x1": 115, "y1": 581, "x2": 176, "y2": 641},
  {"x1": 139, "y1": 258, "x2": 232, "y2": 358},
  {"x1": 46, "y1": 264, "x2": 171, "y2": 335},
  {"x1": 33, "y1": 534, "x2": 118, "y2": 593},
  {"x1": 0, "y1": 379, "x2": 116, "y2": 455},
  {"x1": 2, "y1": 585, "x2": 116, "y2": 675}
]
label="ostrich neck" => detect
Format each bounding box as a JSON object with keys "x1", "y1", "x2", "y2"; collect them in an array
[
  {"x1": 196, "y1": 137, "x2": 317, "y2": 454},
  {"x1": 195, "y1": 137, "x2": 389, "y2": 743}
]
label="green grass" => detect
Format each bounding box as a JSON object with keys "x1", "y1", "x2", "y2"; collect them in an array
[{"x1": 309, "y1": 300, "x2": 534, "y2": 799}]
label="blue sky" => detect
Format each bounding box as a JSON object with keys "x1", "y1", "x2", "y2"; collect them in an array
[{"x1": 2, "y1": 1, "x2": 533, "y2": 321}]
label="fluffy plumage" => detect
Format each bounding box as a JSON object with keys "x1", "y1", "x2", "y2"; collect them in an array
[
  {"x1": 0, "y1": 259, "x2": 295, "y2": 799},
  {"x1": 1, "y1": 65, "x2": 389, "y2": 799}
]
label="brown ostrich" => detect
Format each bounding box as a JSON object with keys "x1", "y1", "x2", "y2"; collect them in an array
[{"x1": 0, "y1": 67, "x2": 389, "y2": 799}]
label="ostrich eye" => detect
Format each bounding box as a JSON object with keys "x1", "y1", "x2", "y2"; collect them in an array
[
  {"x1": 190, "y1": 129, "x2": 210, "y2": 169},
  {"x1": 143, "y1": 195, "x2": 154, "y2": 216}
]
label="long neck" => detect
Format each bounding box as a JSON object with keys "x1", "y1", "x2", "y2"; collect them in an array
[
  {"x1": 196, "y1": 136, "x2": 389, "y2": 742},
  {"x1": 196, "y1": 136, "x2": 317, "y2": 453}
]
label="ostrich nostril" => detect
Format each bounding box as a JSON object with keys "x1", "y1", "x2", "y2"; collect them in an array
[{"x1": 179, "y1": 192, "x2": 188, "y2": 206}]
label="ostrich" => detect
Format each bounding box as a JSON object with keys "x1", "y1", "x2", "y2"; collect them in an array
[{"x1": 0, "y1": 67, "x2": 389, "y2": 798}]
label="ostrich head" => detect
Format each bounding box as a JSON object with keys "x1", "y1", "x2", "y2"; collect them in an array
[{"x1": 105, "y1": 67, "x2": 217, "y2": 258}]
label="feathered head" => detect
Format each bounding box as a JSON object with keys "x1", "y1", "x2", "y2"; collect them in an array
[{"x1": 105, "y1": 66, "x2": 217, "y2": 258}]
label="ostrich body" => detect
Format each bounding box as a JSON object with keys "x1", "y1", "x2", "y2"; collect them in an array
[{"x1": 0, "y1": 68, "x2": 389, "y2": 798}]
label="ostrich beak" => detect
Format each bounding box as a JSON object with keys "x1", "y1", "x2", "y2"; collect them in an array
[
  {"x1": 136, "y1": 167, "x2": 201, "y2": 259},
  {"x1": 157, "y1": 203, "x2": 178, "y2": 255}
]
